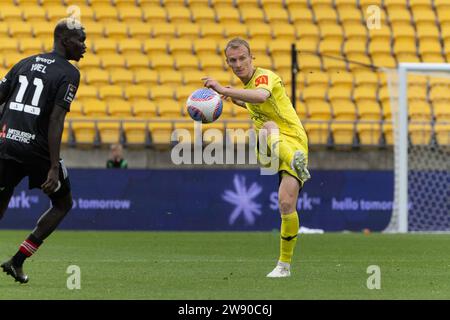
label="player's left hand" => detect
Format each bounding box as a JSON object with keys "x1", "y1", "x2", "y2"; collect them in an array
[
  {"x1": 41, "y1": 167, "x2": 60, "y2": 194},
  {"x1": 202, "y1": 77, "x2": 225, "y2": 95}
]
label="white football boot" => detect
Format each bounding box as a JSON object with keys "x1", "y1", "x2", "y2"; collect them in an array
[
  {"x1": 291, "y1": 150, "x2": 311, "y2": 183},
  {"x1": 266, "y1": 261, "x2": 291, "y2": 278}
]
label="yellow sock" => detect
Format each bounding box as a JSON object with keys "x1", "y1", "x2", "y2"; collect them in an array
[
  {"x1": 279, "y1": 211, "x2": 299, "y2": 264},
  {"x1": 267, "y1": 133, "x2": 294, "y2": 165}
]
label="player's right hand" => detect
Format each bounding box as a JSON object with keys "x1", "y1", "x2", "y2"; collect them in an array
[{"x1": 41, "y1": 167, "x2": 60, "y2": 194}]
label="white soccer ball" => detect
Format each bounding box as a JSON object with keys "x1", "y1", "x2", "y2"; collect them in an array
[{"x1": 186, "y1": 88, "x2": 223, "y2": 123}]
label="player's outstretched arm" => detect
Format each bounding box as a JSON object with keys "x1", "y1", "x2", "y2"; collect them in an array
[
  {"x1": 41, "y1": 104, "x2": 67, "y2": 194},
  {"x1": 203, "y1": 77, "x2": 269, "y2": 104}
]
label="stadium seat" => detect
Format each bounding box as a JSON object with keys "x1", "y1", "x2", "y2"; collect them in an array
[
  {"x1": 125, "y1": 54, "x2": 150, "y2": 71},
  {"x1": 357, "y1": 123, "x2": 382, "y2": 146},
  {"x1": 109, "y1": 69, "x2": 134, "y2": 86},
  {"x1": 409, "y1": 100, "x2": 432, "y2": 121},
  {"x1": 101, "y1": 54, "x2": 127, "y2": 71},
  {"x1": 93, "y1": 39, "x2": 118, "y2": 55},
  {"x1": 247, "y1": 23, "x2": 273, "y2": 41},
  {"x1": 332, "y1": 101, "x2": 357, "y2": 121},
  {"x1": 1, "y1": 5, "x2": 23, "y2": 22},
  {"x1": 97, "y1": 121, "x2": 122, "y2": 145},
  {"x1": 263, "y1": 7, "x2": 290, "y2": 26},
  {"x1": 150, "y1": 85, "x2": 175, "y2": 102},
  {"x1": 191, "y1": 7, "x2": 217, "y2": 24},
  {"x1": 175, "y1": 85, "x2": 199, "y2": 102},
  {"x1": 82, "y1": 21, "x2": 105, "y2": 40},
  {"x1": 128, "y1": 22, "x2": 153, "y2": 40},
  {"x1": 289, "y1": 7, "x2": 313, "y2": 26},
  {"x1": 152, "y1": 23, "x2": 177, "y2": 40},
  {"x1": 32, "y1": 21, "x2": 54, "y2": 39},
  {"x1": 175, "y1": 54, "x2": 200, "y2": 72},
  {"x1": 419, "y1": 39, "x2": 445, "y2": 63},
  {"x1": 312, "y1": 4, "x2": 337, "y2": 25},
  {"x1": 8, "y1": 23, "x2": 33, "y2": 38},
  {"x1": 84, "y1": 69, "x2": 111, "y2": 87},
  {"x1": 330, "y1": 72, "x2": 354, "y2": 90},
  {"x1": 93, "y1": 5, "x2": 119, "y2": 22},
  {"x1": 104, "y1": 22, "x2": 129, "y2": 39},
  {"x1": 19, "y1": 38, "x2": 44, "y2": 55},
  {"x1": 200, "y1": 55, "x2": 225, "y2": 73},
  {"x1": 354, "y1": 71, "x2": 379, "y2": 89},
  {"x1": 167, "y1": 7, "x2": 192, "y2": 24},
  {"x1": 108, "y1": 100, "x2": 133, "y2": 118},
  {"x1": 215, "y1": 7, "x2": 241, "y2": 24},
  {"x1": 328, "y1": 87, "x2": 353, "y2": 107},
  {"x1": 409, "y1": 122, "x2": 433, "y2": 146},
  {"x1": 117, "y1": 5, "x2": 144, "y2": 23},
  {"x1": 67, "y1": 100, "x2": 84, "y2": 119},
  {"x1": 148, "y1": 122, "x2": 174, "y2": 147},
  {"x1": 158, "y1": 101, "x2": 183, "y2": 118},
  {"x1": 2, "y1": 39, "x2": 20, "y2": 54},
  {"x1": 123, "y1": 122, "x2": 149, "y2": 146},
  {"x1": 133, "y1": 69, "x2": 159, "y2": 85},
  {"x1": 182, "y1": 70, "x2": 209, "y2": 86},
  {"x1": 434, "y1": 122, "x2": 450, "y2": 146},
  {"x1": 382, "y1": 122, "x2": 394, "y2": 145},
  {"x1": 21, "y1": 5, "x2": 47, "y2": 22},
  {"x1": 433, "y1": 102, "x2": 450, "y2": 122},
  {"x1": 193, "y1": 38, "x2": 219, "y2": 59},
  {"x1": 99, "y1": 85, "x2": 125, "y2": 103},
  {"x1": 297, "y1": 54, "x2": 322, "y2": 72},
  {"x1": 118, "y1": 39, "x2": 143, "y2": 56},
  {"x1": 224, "y1": 23, "x2": 249, "y2": 39},
  {"x1": 303, "y1": 122, "x2": 330, "y2": 145},
  {"x1": 199, "y1": 23, "x2": 225, "y2": 40},
  {"x1": 305, "y1": 101, "x2": 332, "y2": 121},
  {"x1": 331, "y1": 123, "x2": 355, "y2": 146},
  {"x1": 76, "y1": 87, "x2": 99, "y2": 103},
  {"x1": 338, "y1": 5, "x2": 362, "y2": 25},
  {"x1": 83, "y1": 100, "x2": 108, "y2": 117},
  {"x1": 71, "y1": 122, "x2": 98, "y2": 146},
  {"x1": 239, "y1": 7, "x2": 266, "y2": 28},
  {"x1": 132, "y1": 99, "x2": 158, "y2": 119},
  {"x1": 159, "y1": 70, "x2": 184, "y2": 86},
  {"x1": 175, "y1": 23, "x2": 201, "y2": 40},
  {"x1": 168, "y1": 39, "x2": 194, "y2": 58},
  {"x1": 124, "y1": 85, "x2": 150, "y2": 103},
  {"x1": 150, "y1": 54, "x2": 175, "y2": 72},
  {"x1": 142, "y1": 6, "x2": 168, "y2": 24}
]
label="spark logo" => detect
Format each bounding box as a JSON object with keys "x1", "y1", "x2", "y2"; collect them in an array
[{"x1": 255, "y1": 75, "x2": 268, "y2": 87}]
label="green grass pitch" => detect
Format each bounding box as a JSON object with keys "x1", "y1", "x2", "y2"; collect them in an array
[{"x1": 1, "y1": 230, "x2": 449, "y2": 299}]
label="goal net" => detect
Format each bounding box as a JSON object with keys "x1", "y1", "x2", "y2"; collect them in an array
[{"x1": 384, "y1": 63, "x2": 450, "y2": 233}]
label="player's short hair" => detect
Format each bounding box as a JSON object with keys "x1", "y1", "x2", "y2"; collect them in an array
[
  {"x1": 224, "y1": 38, "x2": 251, "y2": 56},
  {"x1": 54, "y1": 18, "x2": 84, "y2": 41}
]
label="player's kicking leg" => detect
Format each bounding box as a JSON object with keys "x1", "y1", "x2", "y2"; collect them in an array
[
  {"x1": 262, "y1": 121, "x2": 310, "y2": 183},
  {"x1": 267, "y1": 174, "x2": 301, "y2": 278}
]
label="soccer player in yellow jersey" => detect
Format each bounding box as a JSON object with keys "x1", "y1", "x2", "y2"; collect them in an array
[{"x1": 203, "y1": 38, "x2": 310, "y2": 278}]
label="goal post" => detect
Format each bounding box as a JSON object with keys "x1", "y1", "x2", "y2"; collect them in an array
[{"x1": 385, "y1": 63, "x2": 450, "y2": 233}]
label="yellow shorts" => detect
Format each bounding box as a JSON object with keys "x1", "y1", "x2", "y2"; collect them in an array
[{"x1": 256, "y1": 133, "x2": 308, "y2": 184}]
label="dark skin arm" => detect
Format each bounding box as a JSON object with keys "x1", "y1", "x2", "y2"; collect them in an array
[{"x1": 41, "y1": 104, "x2": 67, "y2": 194}]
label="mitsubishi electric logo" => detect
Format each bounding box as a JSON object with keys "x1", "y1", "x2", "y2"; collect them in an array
[{"x1": 222, "y1": 175, "x2": 263, "y2": 225}]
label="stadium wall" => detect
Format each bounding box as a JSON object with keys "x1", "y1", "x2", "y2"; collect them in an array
[{"x1": 61, "y1": 147, "x2": 394, "y2": 170}]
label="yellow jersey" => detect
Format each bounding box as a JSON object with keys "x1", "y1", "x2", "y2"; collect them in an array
[{"x1": 243, "y1": 67, "x2": 308, "y2": 145}]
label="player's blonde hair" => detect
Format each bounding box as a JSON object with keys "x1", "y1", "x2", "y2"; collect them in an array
[{"x1": 224, "y1": 38, "x2": 252, "y2": 56}]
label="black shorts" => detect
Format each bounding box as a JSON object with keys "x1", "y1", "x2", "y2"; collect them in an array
[{"x1": 0, "y1": 158, "x2": 71, "y2": 200}]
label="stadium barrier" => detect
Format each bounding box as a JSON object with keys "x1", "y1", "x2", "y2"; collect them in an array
[{"x1": 0, "y1": 169, "x2": 393, "y2": 232}]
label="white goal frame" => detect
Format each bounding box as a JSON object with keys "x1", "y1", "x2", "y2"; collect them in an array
[{"x1": 395, "y1": 63, "x2": 450, "y2": 233}]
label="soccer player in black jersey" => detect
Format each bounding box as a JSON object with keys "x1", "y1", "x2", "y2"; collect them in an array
[{"x1": 0, "y1": 18, "x2": 86, "y2": 283}]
